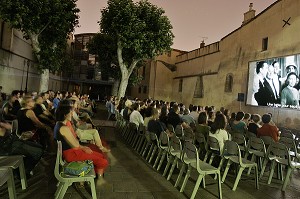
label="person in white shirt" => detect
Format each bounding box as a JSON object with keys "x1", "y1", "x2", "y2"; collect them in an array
[
  {"x1": 209, "y1": 113, "x2": 229, "y2": 154},
  {"x1": 129, "y1": 103, "x2": 144, "y2": 127}
]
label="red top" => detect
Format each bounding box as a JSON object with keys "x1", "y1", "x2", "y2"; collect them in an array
[{"x1": 257, "y1": 123, "x2": 279, "y2": 142}]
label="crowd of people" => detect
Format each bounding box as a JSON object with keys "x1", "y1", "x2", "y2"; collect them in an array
[{"x1": 0, "y1": 89, "x2": 109, "y2": 181}]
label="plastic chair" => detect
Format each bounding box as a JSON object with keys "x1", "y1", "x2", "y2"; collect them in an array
[
  {"x1": 266, "y1": 142, "x2": 300, "y2": 191},
  {"x1": 0, "y1": 155, "x2": 27, "y2": 190},
  {"x1": 153, "y1": 131, "x2": 170, "y2": 171},
  {"x1": 279, "y1": 137, "x2": 300, "y2": 161},
  {"x1": 175, "y1": 124, "x2": 184, "y2": 138},
  {"x1": 246, "y1": 131, "x2": 257, "y2": 140},
  {"x1": 260, "y1": 136, "x2": 274, "y2": 150},
  {"x1": 135, "y1": 124, "x2": 146, "y2": 153},
  {"x1": 54, "y1": 141, "x2": 97, "y2": 199},
  {"x1": 177, "y1": 141, "x2": 222, "y2": 199},
  {"x1": 204, "y1": 136, "x2": 221, "y2": 165},
  {"x1": 280, "y1": 131, "x2": 294, "y2": 139},
  {"x1": 245, "y1": 137, "x2": 267, "y2": 175},
  {"x1": 167, "y1": 124, "x2": 175, "y2": 134},
  {"x1": 183, "y1": 127, "x2": 195, "y2": 143},
  {"x1": 221, "y1": 140, "x2": 259, "y2": 191},
  {"x1": 146, "y1": 132, "x2": 159, "y2": 164},
  {"x1": 0, "y1": 167, "x2": 17, "y2": 199},
  {"x1": 163, "y1": 136, "x2": 183, "y2": 180},
  {"x1": 195, "y1": 131, "x2": 207, "y2": 160},
  {"x1": 232, "y1": 133, "x2": 247, "y2": 157}
]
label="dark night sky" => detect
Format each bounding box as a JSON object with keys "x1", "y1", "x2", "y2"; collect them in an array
[{"x1": 75, "y1": 0, "x2": 277, "y2": 51}]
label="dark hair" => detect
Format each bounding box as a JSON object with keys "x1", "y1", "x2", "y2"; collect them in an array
[
  {"x1": 262, "y1": 114, "x2": 271, "y2": 124},
  {"x1": 235, "y1": 111, "x2": 245, "y2": 121},
  {"x1": 11, "y1": 90, "x2": 19, "y2": 96},
  {"x1": 173, "y1": 104, "x2": 179, "y2": 113},
  {"x1": 285, "y1": 72, "x2": 297, "y2": 85},
  {"x1": 198, "y1": 112, "x2": 207, "y2": 124},
  {"x1": 256, "y1": 61, "x2": 266, "y2": 74},
  {"x1": 132, "y1": 103, "x2": 139, "y2": 110},
  {"x1": 192, "y1": 105, "x2": 198, "y2": 112},
  {"x1": 55, "y1": 99, "x2": 73, "y2": 121},
  {"x1": 272, "y1": 61, "x2": 278, "y2": 66},
  {"x1": 211, "y1": 114, "x2": 226, "y2": 133}
]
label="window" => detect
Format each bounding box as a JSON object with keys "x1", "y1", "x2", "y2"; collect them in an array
[
  {"x1": 179, "y1": 79, "x2": 183, "y2": 92},
  {"x1": 225, "y1": 74, "x2": 233, "y2": 92},
  {"x1": 262, "y1": 37, "x2": 268, "y2": 51},
  {"x1": 138, "y1": 87, "x2": 141, "y2": 93},
  {"x1": 194, "y1": 76, "x2": 204, "y2": 98},
  {"x1": 143, "y1": 86, "x2": 147, "y2": 94}
]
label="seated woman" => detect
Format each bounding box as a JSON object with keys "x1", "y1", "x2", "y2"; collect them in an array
[
  {"x1": 17, "y1": 95, "x2": 54, "y2": 152},
  {"x1": 209, "y1": 113, "x2": 229, "y2": 154},
  {"x1": 247, "y1": 114, "x2": 262, "y2": 136},
  {"x1": 33, "y1": 95, "x2": 55, "y2": 128},
  {"x1": 231, "y1": 111, "x2": 247, "y2": 134},
  {"x1": 54, "y1": 100, "x2": 109, "y2": 177},
  {"x1": 0, "y1": 120, "x2": 43, "y2": 177},
  {"x1": 148, "y1": 108, "x2": 173, "y2": 138}
]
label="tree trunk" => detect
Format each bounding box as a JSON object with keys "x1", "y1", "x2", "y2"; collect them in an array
[
  {"x1": 118, "y1": 75, "x2": 129, "y2": 98},
  {"x1": 29, "y1": 33, "x2": 49, "y2": 93},
  {"x1": 111, "y1": 79, "x2": 120, "y2": 96},
  {"x1": 39, "y1": 69, "x2": 49, "y2": 92}
]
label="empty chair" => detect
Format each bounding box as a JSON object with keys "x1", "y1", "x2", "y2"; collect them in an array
[
  {"x1": 245, "y1": 137, "x2": 267, "y2": 175},
  {"x1": 0, "y1": 167, "x2": 17, "y2": 199},
  {"x1": 177, "y1": 141, "x2": 222, "y2": 199},
  {"x1": 279, "y1": 137, "x2": 300, "y2": 161},
  {"x1": 54, "y1": 141, "x2": 97, "y2": 199},
  {"x1": 204, "y1": 136, "x2": 221, "y2": 165},
  {"x1": 266, "y1": 142, "x2": 300, "y2": 191},
  {"x1": 163, "y1": 136, "x2": 183, "y2": 180},
  {"x1": 232, "y1": 133, "x2": 247, "y2": 157},
  {"x1": 0, "y1": 155, "x2": 27, "y2": 190},
  {"x1": 153, "y1": 131, "x2": 170, "y2": 171},
  {"x1": 221, "y1": 140, "x2": 259, "y2": 191}
]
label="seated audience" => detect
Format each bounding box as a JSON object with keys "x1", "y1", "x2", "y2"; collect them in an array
[
  {"x1": 148, "y1": 108, "x2": 173, "y2": 138},
  {"x1": 231, "y1": 111, "x2": 247, "y2": 134},
  {"x1": 247, "y1": 114, "x2": 262, "y2": 135},
  {"x1": 2, "y1": 94, "x2": 18, "y2": 120},
  {"x1": 129, "y1": 102, "x2": 144, "y2": 127},
  {"x1": 257, "y1": 114, "x2": 280, "y2": 142},
  {"x1": 54, "y1": 100, "x2": 109, "y2": 177},
  {"x1": 209, "y1": 113, "x2": 229, "y2": 153},
  {"x1": 181, "y1": 108, "x2": 196, "y2": 125},
  {"x1": 195, "y1": 111, "x2": 210, "y2": 139}
]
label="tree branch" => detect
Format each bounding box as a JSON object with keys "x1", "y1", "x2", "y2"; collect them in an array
[
  {"x1": 128, "y1": 59, "x2": 140, "y2": 75},
  {"x1": 37, "y1": 19, "x2": 51, "y2": 36}
]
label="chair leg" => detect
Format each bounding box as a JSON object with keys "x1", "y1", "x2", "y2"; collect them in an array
[
  {"x1": 89, "y1": 179, "x2": 97, "y2": 199},
  {"x1": 163, "y1": 155, "x2": 173, "y2": 177},
  {"x1": 153, "y1": 148, "x2": 162, "y2": 168},
  {"x1": 259, "y1": 159, "x2": 268, "y2": 179},
  {"x1": 232, "y1": 167, "x2": 245, "y2": 191},
  {"x1": 221, "y1": 160, "x2": 231, "y2": 183},
  {"x1": 54, "y1": 182, "x2": 63, "y2": 199},
  {"x1": 217, "y1": 171, "x2": 223, "y2": 199},
  {"x1": 282, "y1": 167, "x2": 292, "y2": 191},
  {"x1": 148, "y1": 146, "x2": 157, "y2": 163},
  {"x1": 267, "y1": 161, "x2": 276, "y2": 184},
  {"x1": 255, "y1": 165, "x2": 259, "y2": 190},
  {"x1": 57, "y1": 182, "x2": 71, "y2": 199},
  {"x1": 190, "y1": 174, "x2": 204, "y2": 199},
  {"x1": 157, "y1": 151, "x2": 167, "y2": 171},
  {"x1": 175, "y1": 163, "x2": 186, "y2": 188},
  {"x1": 180, "y1": 164, "x2": 191, "y2": 192},
  {"x1": 146, "y1": 144, "x2": 154, "y2": 161},
  {"x1": 7, "y1": 168, "x2": 17, "y2": 199},
  {"x1": 247, "y1": 155, "x2": 255, "y2": 175},
  {"x1": 142, "y1": 143, "x2": 150, "y2": 158},
  {"x1": 167, "y1": 157, "x2": 178, "y2": 181},
  {"x1": 208, "y1": 154, "x2": 215, "y2": 165},
  {"x1": 19, "y1": 161, "x2": 28, "y2": 190}
]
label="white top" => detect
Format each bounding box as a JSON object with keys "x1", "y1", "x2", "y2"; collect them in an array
[
  {"x1": 209, "y1": 129, "x2": 229, "y2": 154},
  {"x1": 129, "y1": 110, "x2": 144, "y2": 127}
]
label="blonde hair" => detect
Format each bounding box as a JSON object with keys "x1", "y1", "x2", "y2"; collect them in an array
[{"x1": 21, "y1": 95, "x2": 34, "y2": 108}]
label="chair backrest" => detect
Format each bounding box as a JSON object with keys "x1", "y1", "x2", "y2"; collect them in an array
[
  {"x1": 207, "y1": 136, "x2": 220, "y2": 152},
  {"x1": 11, "y1": 119, "x2": 19, "y2": 136},
  {"x1": 267, "y1": 142, "x2": 290, "y2": 165},
  {"x1": 149, "y1": 132, "x2": 159, "y2": 145},
  {"x1": 189, "y1": 122, "x2": 196, "y2": 131},
  {"x1": 170, "y1": 135, "x2": 183, "y2": 152},
  {"x1": 248, "y1": 137, "x2": 266, "y2": 155},
  {"x1": 232, "y1": 133, "x2": 247, "y2": 148},
  {"x1": 129, "y1": 122, "x2": 138, "y2": 132},
  {"x1": 223, "y1": 140, "x2": 244, "y2": 165},
  {"x1": 246, "y1": 131, "x2": 257, "y2": 139},
  {"x1": 138, "y1": 124, "x2": 145, "y2": 135},
  {"x1": 280, "y1": 131, "x2": 294, "y2": 139},
  {"x1": 55, "y1": 141, "x2": 63, "y2": 180},
  {"x1": 279, "y1": 137, "x2": 297, "y2": 153},
  {"x1": 175, "y1": 125, "x2": 184, "y2": 137},
  {"x1": 159, "y1": 131, "x2": 170, "y2": 147},
  {"x1": 260, "y1": 136, "x2": 274, "y2": 149},
  {"x1": 184, "y1": 127, "x2": 195, "y2": 142},
  {"x1": 183, "y1": 141, "x2": 199, "y2": 161},
  {"x1": 195, "y1": 131, "x2": 206, "y2": 145},
  {"x1": 167, "y1": 124, "x2": 175, "y2": 134}
]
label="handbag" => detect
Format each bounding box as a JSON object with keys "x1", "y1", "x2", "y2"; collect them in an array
[{"x1": 63, "y1": 160, "x2": 94, "y2": 177}]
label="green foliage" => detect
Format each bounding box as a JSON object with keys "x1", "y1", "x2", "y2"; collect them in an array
[
  {"x1": 0, "y1": 0, "x2": 80, "y2": 72},
  {"x1": 100, "y1": 0, "x2": 174, "y2": 64}
]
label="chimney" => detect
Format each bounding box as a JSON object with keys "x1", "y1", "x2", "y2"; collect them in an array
[
  {"x1": 242, "y1": 3, "x2": 256, "y2": 25},
  {"x1": 200, "y1": 41, "x2": 205, "y2": 48}
]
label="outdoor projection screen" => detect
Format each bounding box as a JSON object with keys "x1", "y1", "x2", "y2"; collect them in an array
[{"x1": 247, "y1": 54, "x2": 300, "y2": 109}]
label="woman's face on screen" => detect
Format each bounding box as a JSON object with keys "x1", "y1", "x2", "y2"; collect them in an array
[{"x1": 287, "y1": 74, "x2": 297, "y2": 87}]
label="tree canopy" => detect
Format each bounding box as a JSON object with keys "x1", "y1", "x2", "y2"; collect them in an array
[{"x1": 99, "y1": 0, "x2": 174, "y2": 97}]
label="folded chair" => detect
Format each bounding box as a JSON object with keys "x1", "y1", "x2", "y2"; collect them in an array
[
  {"x1": 221, "y1": 140, "x2": 259, "y2": 191},
  {"x1": 178, "y1": 141, "x2": 222, "y2": 199},
  {"x1": 54, "y1": 141, "x2": 97, "y2": 199},
  {"x1": 0, "y1": 167, "x2": 17, "y2": 199}
]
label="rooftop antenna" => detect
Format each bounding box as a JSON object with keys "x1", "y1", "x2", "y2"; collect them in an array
[{"x1": 200, "y1": 37, "x2": 208, "y2": 48}]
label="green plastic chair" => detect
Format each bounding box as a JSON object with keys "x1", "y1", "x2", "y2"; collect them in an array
[
  {"x1": 203, "y1": 136, "x2": 221, "y2": 165},
  {"x1": 178, "y1": 141, "x2": 222, "y2": 199},
  {"x1": 175, "y1": 125, "x2": 184, "y2": 138},
  {"x1": 54, "y1": 141, "x2": 97, "y2": 199},
  {"x1": 232, "y1": 133, "x2": 247, "y2": 157},
  {"x1": 221, "y1": 140, "x2": 259, "y2": 191},
  {"x1": 163, "y1": 136, "x2": 183, "y2": 180},
  {"x1": 0, "y1": 155, "x2": 27, "y2": 190},
  {"x1": 153, "y1": 131, "x2": 170, "y2": 171},
  {"x1": 0, "y1": 167, "x2": 17, "y2": 199},
  {"x1": 195, "y1": 130, "x2": 207, "y2": 160},
  {"x1": 183, "y1": 127, "x2": 195, "y2": 143},
  {"x1": 266, "y1": 142, "x2": 300, "y2": 191},
  {"x1": 146, "y1": 132, "x2": 159, "y2": 164},
  {"x1": 135, "y1": 124, "x2": 146, "y2": 153}
]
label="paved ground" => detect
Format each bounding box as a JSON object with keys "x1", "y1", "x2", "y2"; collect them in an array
[{"x1": 1, "y1": 104, "x2": 300, "y2": 199}]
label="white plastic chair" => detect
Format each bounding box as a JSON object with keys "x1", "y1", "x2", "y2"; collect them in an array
[
  {"x1": 178, "y1": 141, "x2": 222, "y2": 199},
  {"x1": 0, "y1": 155, "x2": 27, "y2": 190},
  {"x1": 0, "y1": 167, "x2": 17, "y2": 199},
  {"x1": 153, "y1": 131, "x2": 170, "y2": 171},
  {"x1": 221, "y1": 140, "x2": 259, "y2": 191},
  {"x1": 54, "y1": 141, "x2": 97, "y2": 199}
]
